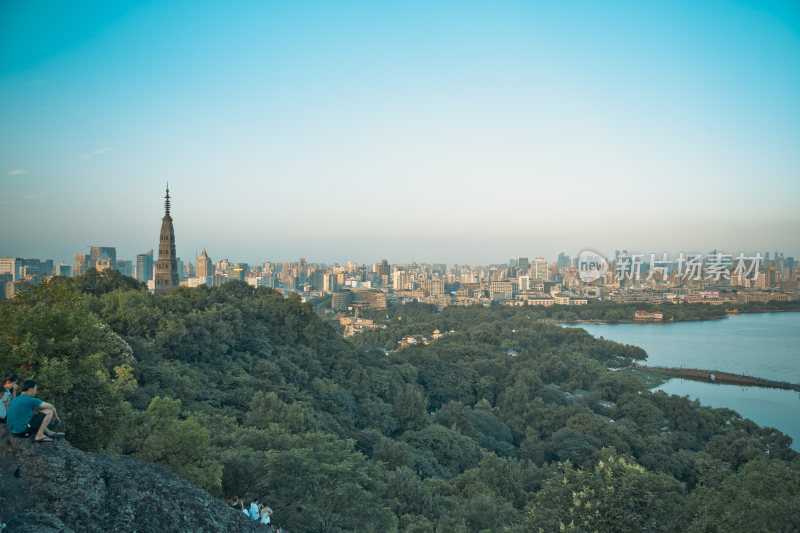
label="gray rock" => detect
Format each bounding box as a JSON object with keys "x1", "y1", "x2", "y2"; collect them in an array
[{"x1": 0, "y1": 427, "x2": 264, "y2": 532}]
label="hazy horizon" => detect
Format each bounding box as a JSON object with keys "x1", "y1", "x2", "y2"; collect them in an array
[{"x1": 2, "y1": 1, "x2": 799, "y2": 266}]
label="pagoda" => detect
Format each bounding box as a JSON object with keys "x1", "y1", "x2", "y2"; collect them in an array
[{"x1": 154, "y1": 185, "x2": 179, "y2": 294}]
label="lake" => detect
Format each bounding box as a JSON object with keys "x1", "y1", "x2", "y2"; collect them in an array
[
  {"x1": 563, "y1": 312, "x2": 800, "y2": 450},
  {"x1": 657, "y1": 379, "x2": 800, "y2": 450}
]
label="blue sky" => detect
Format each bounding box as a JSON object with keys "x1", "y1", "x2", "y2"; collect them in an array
[{"x1": 1, "y1": 0, "x2": 799, "y2": 265}]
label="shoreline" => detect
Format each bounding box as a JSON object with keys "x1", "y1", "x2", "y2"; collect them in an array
[
  {"x1": 730, "y1": 308, "x2": 800, "y2": 315},
  {"x1": 560, "y1": 308, "x2": 800, "y2": 326},
  {"x1": 634, "y1": 365, "x2": 800, "y2": 392},
  {"x1": 559, "y1": 316, "x2": 727, "y2": 325}
]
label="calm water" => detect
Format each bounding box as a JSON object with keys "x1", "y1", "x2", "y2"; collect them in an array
[
  {"x1": 657, "y1": 379, "x2": 800, "y2": 451},
  {"x1": 570, "y1": 312, "x2": 800, "y2": 382},
  {"x1": 564, "y1": 312, "x2": 800, "y2": 450}
]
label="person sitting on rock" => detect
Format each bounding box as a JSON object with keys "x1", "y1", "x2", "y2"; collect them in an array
[
  {"x1": 6, "y1": 379, "x2": 64, "y2": 443},
  {"x1": 249, "y1": 497, "x2": 260, "y2": 520},
  {"x1": 259, "y1": 502, "x2": 273, "y2": 525},
  {"x1": 231, "y1": 495, "x2": 245, "y2": 511},
  {"x1": 0, "y1": 372, "x2": 19, "y2": 424}
]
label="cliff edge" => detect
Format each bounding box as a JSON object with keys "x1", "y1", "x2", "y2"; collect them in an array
[{"x1": 0, "y1": 427, "x2": 264, "y2": 532}]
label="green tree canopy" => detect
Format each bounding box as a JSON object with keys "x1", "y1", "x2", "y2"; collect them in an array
[{"x1": 0, "y1": 278, "x2": 132, "y2": 450}]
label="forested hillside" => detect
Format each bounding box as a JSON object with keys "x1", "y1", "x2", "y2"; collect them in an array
[
  {"x1": 1, "y1": 271, "x2": 798, "y2": 532},
  {"x1": 351, "y1": 298, "x2": 800, "y2": 329}
]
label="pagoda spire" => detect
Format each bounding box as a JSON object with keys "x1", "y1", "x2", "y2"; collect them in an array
[{"x1": 154, "y1": 184, "x2": 178, "y2": 294}]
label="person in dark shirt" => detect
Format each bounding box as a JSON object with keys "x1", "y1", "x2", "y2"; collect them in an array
[
  {"x1": 6, "y1": 379, "x2": 64, "y2": 443},
  {"x1": 231, "y1": 496, "x2": 245, "y2": 511}
]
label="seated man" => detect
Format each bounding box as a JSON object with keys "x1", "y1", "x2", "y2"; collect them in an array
[{"x1": 6, "y1": 379, "x2": 64, "y2": 443}]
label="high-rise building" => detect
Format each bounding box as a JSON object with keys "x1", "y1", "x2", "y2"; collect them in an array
[
  {"x1": 154, "y1": 186, "x2": 179, "y2": 294},
  {"x1": 297, "y1": 258, "x2": 308, "y2": 285},
  {"x1": 54, "y1": 264, "x2": 72, "y2": 277},
  {"x1": 0, "y1": 258, "x2": 23, "y2": 281},
  {"x1": 489, "y1": 280, "x2": 513, "y2": 301},
  {"x1": 5, "y1": 258, "x2": 51, "y2": 279},
  {"x1": 136, "y1": 250, "x2": 154, "y2": 283},
  {"x1": 116, "y1": 260, "x2": 132, "y2": 277},
  {"x1": 419, "y1": 279, "x2": 445, "y2": 295},
  {"x1": 323, "y1": 272, "x2": 337, "y2": 293},
  {"x1": 461, "y1": 270, "x2": 477, "y2": 284},
  {"x1": 73, "y1": 254, "x2": 90, "y2": 276},
  {"x1": 25, "y1": 259, "x2": 53, "y2": 277},
  {"x1": 177, "y1": 258, "x2": 189, "y2": 280},
  {"x1": 392, "y1": 271, "x2": 414, "y2": 291},
  {"x1": 95, "y1": 257, "x2": 112, "y2": 272},
  {"x1": 374, "y1": 259, "x2": 390, "y2": 277},
  {"x1": 0, "y1": 258, "x2": 48, "y2": 289},
  {"x1": 310, "y1": 270, "x2": 324, "y2": 290},
  {"x1": 89, "y1": 247, "x2": 116, "y2": 271},
  {"x1": 196, "y1": 249, "x2": 214, "y2": 278},
  {"x1": 532, "y1": 257, "x2": 549, "y2": 281}
]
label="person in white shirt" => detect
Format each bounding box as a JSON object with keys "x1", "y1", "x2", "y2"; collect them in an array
[{"x1": 260, "y1": 503, "x2": 273, "y2": 525}]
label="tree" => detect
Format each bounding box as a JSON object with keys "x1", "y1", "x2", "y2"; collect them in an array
[
  {"x1": 550, "y1": 427, "x2": 603, "y2": 466},
  {"x1": 688, "y1": 458, "x2": 800, "y2": 532},
  {"x1": 398, "y1": 513, "x2": 435, "y2": 533},
  {"x1": 402, "y1": 424, "x2": 482, "y2": 479},
  {"x1": 12, "y1": 280, "x2": 792, "y2": 532},
  {"x1": 373, "y1": 437, "x2": 414, "y2": 470},
  {"x1": 257, "y1": 432, "x2": 395, "y2": 532},
  {"x1": 121, "y1": 397, "x2": 222, "y2": 491},
  {"x1": 591, "y1": 371, "x2": 643, "y2": 402},
  {"x1": 74, "y1": 267, "x2": 146, "y2": 296},
  {"x1": 394, "y1": 383, "x2": 429, "y2": 432},
  {"x1": 616, "y1": 392, "x2": 666, "y2": 433},
  {"x1": 0, "y1": 278, "x2": 132, "y2": 451},
  {"x1": 244, "y1": 390, "x2": 285, "y2": 428},
  {"x1": 387, "y1": 466, "x2": 434, "y2": 517},
  {"x1": 517, "y1": 448, "x2": 685, "y2": 532}
]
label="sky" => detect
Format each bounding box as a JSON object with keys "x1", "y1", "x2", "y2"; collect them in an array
[{"x1": 1, "y1": 0, "x2": 799, "y2": 266}]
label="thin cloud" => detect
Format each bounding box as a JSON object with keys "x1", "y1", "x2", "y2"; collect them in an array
[
  {"x1": 7, "y1": 169, "x2": 29, "y2": 176},
  {"x1": 80, "y1": 147, "x2": 114, "y2": 158}
]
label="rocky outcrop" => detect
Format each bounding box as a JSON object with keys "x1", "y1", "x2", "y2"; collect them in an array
[{"x1": 0, "y1": 427, "x2": 265, "y2": 532}]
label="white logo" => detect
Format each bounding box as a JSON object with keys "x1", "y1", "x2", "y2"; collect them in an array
[{"x1": 578, "y1": 249, "x2": 608, "y2": 282}]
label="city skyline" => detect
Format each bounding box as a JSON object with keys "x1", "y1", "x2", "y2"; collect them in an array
[
  {"x1": 1, "y1": 185, "x2": 797, "y2": 267},
  {"x1": 2, "y1": 1, "x2": 799, "y2": 264}
]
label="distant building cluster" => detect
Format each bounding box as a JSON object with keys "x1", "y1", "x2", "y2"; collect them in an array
[
  {"x1": 3, "y1": 191, "x2": 799, "y2": 312},
  {"x1": 3, "y1": 248, "x2": 799, "y2": 307}
]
